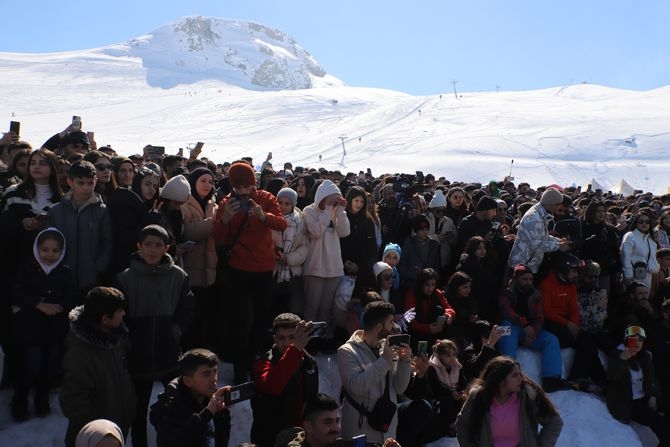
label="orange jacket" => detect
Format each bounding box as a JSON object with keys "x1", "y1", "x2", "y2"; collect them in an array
[
  {"x1": 211, "y1": 189, "x2": 286, "y2": 272},
  {"x1": 540, "y1": 271, "x2": 579, "y2": 326}
]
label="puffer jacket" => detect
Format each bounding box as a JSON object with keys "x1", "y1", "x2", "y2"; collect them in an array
[
  {"x1": 337, "y1": 330, "x2": 412, "y2": 444},
  {"x1": 60, "y1": 306, "x2": 137, "y2": 447},
  {"x1": 48, "y1": 191, "x2": 112, "y2": 290},
  {"x1": 620, "y1": 229, "x2": 660, "y2": 283},
  {"x1": 115, "y1": 253, "x2": 194, "y2": 380},
  {"x1": 508, "y1": 203, "x2": 560, "y2": 273},
  {"x1": 181, "y1": 195, "x2": 218, "y2": 287}
]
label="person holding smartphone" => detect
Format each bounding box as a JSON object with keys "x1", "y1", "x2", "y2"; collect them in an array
[{"x1": 606, "y1": 325, "x2": 670, "y2": 445}]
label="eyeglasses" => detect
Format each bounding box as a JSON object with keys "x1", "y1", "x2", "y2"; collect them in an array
[
  {"x1": 625, "y1": 325, "x2": 646, "y2": 339},
  {"x1": 95, "y1": 164, "x2": 112, "y2": 171}
]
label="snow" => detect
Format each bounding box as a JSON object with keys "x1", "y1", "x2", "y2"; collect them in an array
[
  {"x1": 0, "y1": 351, "x2": 658, "y2": 446},
  {"x1": 0, "y1": 13, "x2": 668, "y2": 445}
]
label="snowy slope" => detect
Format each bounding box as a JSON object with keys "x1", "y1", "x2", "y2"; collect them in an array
[{"x1": 0, "y1": 15, "x2": 669, "y2": 192}]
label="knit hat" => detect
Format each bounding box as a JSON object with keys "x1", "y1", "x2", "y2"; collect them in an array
[
  {"x1": 429, "y1": 190, "x2": 447, "y2": 208},
  {"x1": 476, "y1": 196, "x2": 497, "y2": 211},
  {"x1": 61, "y1": 131, "x2": 89, "y2": 148},
  {"x1": 160, "y1": 174, "x2": 191, "y2": 202},
  {"x1": 228, "y1": 162, "x2": 256, "y2": 187},
  {"x1": 373, "y1": 261, "x2": 392, "y2": 278},
  {"x1": 277, "y1": 187, "x2": 298, "y2": 206},
  {"x1": 412, "y1": 214, "x2": 430, "y2": 232},
  {"x1": 314, "y1": 180, "x2": 342, "y2": 206},
  {"x1": 383, "y1": 243, "x2": 402, "y2": 260},
  {"x1": 75, "y1": 419, "x2": 124, "y2": 447},
  {"x1": 541, "y1": 187, "x2": 563, "y2": 206}
]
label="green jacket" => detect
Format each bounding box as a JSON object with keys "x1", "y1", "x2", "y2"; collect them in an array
[{"x1": 456, "y1": 383, "x2": 563, "y2": 447}]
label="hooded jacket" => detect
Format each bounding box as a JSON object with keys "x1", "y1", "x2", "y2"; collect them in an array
[
  {"x1": 115, "y1": 253, "x2": 193, "y2": 380},
  {"x1": 48, "y1": 191, "x2": 112, "y2": 290},
  {"x1": 621, "y1": 229, "x2": 660, "y2": 283},
  {"x1": 507, "y1": 202, "x2": 560, "y2": 273},
  {"x1": 337, "y1": 330, "x2": 412, "y2": 444},
  {"x1": 60, "y1": 306, "x2": 137, "y2": 447},
  {"x1": 11, "y1": 227, "x2": 76, "y2": 346}
]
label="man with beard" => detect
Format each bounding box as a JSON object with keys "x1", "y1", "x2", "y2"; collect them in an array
[
  {"x1": 498, "y1": 265, "x2": 572, "y2": 392},
  {"x1": 337, "y1": 301, "x2": 412, "y2": 444},
  {"x1": 285, "y1": 394, "x2": 341, "y2": 447},
  {"x1": 539, "y1": 254, "x2": 581, "y2": 348},
  {"x1": 212, "y1": 161, "x2": 287, "y2": 384}
]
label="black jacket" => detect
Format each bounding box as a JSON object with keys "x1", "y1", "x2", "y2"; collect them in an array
[
  {"x1": 106, "y1": 187, "x2": 147, "y2": 277},
  {"x1": 150, "y1": 377, "x2": 231, "y2": 447},
  {"x1": 60, "y1": 306, "x2": 137, "y2": 447}
]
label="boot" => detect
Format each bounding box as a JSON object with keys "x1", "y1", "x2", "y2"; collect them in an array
[
  {"x1": 542, "y1": 376, "x2": 574, "y2": 393},
  {"x1": 34, "y1": 385, "x2": 51, "y2": 417},
  {"x1": 10, "y1": 387, "x2": 30, "y2": 422}
]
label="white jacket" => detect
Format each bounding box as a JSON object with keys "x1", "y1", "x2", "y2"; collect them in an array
[
  {"x1": 621, "y1": 229, "x2": 660, "y2": 280},
  {"x1": 302, "y1": 203, "x2": 350, "y2": 277}
]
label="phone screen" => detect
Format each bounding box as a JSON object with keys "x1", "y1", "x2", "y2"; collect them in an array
[{"x1": 417, "y1": 340, "x2": 428, "y2": 356}]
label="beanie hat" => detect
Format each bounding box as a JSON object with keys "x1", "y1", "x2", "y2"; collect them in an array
[
  {"x1": 476, "y1": 196, "x2": 497, "y2": 211},
  {"x1": 412, "y1": 214, "x2": 430, "y2": 233},
  {"x1": 429, "y1": 190, "x2": 447, "y2": 208},
  {"x1": 541, "y1": 187, "x2": 563, "y2": 206},
  {"x1": 277, "y1": 187, "x2": 298, "y2": 206},
  {"x1": 373, "y1": 261, "x2": 392, "y2": 278},
  {"x1": 314, "y1": 180, "x2": 342, "y2": 206},
  {"x1": 61, "y1": 131, "x2": 89, "y2": 148},
  {"x1": 160, "y1": 174, "x2": 191, "y2": 202},
  {"x1": 513, "y1": 264, "x2": 533, "y2": 278},
  {"x1": 383, "y1": 243, "x2": 402, "y2": 260},
  {"x1": 228, "y1": 162, "x2": 256, "y2": 187}
]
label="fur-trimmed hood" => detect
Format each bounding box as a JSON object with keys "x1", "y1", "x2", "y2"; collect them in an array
[{"x1": 68, "y1": 305, "x2": 128, "y2": 350}]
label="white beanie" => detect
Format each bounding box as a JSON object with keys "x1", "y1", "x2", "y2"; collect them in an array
[
  {"x1": 314, "y1": 180, "x2": 342, "y2": 207},
  {"x1": 160, "y1": 174, "x2": 191, "y2": 202},
  {"x1": 373, "y1": 261, "x2": 392, "y2": 278},
  {"x1": 429, "y1": 190, "x2": 447, "y2": 208}
]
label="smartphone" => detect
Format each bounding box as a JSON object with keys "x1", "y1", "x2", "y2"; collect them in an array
[
  {"x1": 388, "y1": 334, "x2": 410, "y2": 347},
  {"x1": 310, "y1": 321, "x2": 328, "y2": 339},
  {"x1": 417, "y1": 340, "x2": 429, "y2": 356},
  {"x1": 366, "y1": 168, "x2": 372, "y2": 176},
  {"x1": 499, "y1": 326, "x2": 512, "y2": 336},
  {"x1": 223, "y1": 381, "x2": 255, "y2": 405},
  {"x1": 336, "y1": 435, "x2": 367, "y2": 447},
  {"x1": 626, "y1": 337, "x2": 640, "y2": 350},
  {"x1": 182, "y1": 240, "x2": 197, "y2": 248},
  {"x1": 148, "y1": 146, "x2": 166, "y2": 156},
  {"x1": 9, "y1": 121, "x2": 20, "y2": 136},
  {"x1": 191, "y1": 141, "x2": 204, "y2": 152},
  {"x1": 87, "y1": 131, "x2": 95, "y2": 142},
  {"x1": 237, "y1": 198, "x2": 251, "y2": 213},
  {"x1": 72, "y1": 116, "x2": 81, "y2": 130}
]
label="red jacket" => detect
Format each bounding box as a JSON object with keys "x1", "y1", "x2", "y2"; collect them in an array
[
  {"x1": 540, "y1": 271, "x2": 579, "y2": 326},
  {"x1": 405, "y1": 288, "x2": 456, "y2": 334},
  {"x1": 211, "y1": 189, "x2": 286, "y2": 272}
]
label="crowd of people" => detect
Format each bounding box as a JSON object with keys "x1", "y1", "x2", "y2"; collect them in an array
[{"x1": 2, "y1": 122, "x2": 670, "y2": 447}]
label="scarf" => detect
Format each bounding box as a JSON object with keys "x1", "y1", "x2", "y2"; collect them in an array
[
  {"x1": 276, "y1": 210, "x2": 300, "y2": 283},
  {"x1": 391, "y1": 266, "x2": 400, "y2": 290},
  {"x1": 429, "y1": 353, "x2": 462, "y2": 389}
]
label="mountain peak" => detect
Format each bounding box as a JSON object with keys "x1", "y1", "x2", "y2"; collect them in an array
[{"x1": 107, "y1": 15, "x2": 337, "y2": 90}]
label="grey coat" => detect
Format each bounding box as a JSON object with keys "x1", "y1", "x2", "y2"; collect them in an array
[{"x1": 337, "y1": 330, "x2": 412, "y2": 444}]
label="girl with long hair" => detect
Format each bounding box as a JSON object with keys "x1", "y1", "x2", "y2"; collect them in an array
[
  {"x1": 621, "y1": 209, "x2": 660, "y2": 290},
  {"x1": 456, "y1": 356, "x2": 563, "y2": 447}
]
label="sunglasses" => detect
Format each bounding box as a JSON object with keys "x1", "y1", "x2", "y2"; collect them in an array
[
  {"x1": 625, "y1": 325, "x2": 646, "y2": 339},
  {"x1": 95, "y1": 164, "x2": 112, "y2": 171}
]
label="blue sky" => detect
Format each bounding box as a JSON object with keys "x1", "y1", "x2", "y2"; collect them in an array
[{"x1": 2, "y1": 0, "x2": 669, "y2": 95}]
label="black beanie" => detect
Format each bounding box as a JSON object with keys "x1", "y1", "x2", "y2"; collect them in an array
[{"x1": 476, "y1": 196, "x2": 498, "y2": 212}]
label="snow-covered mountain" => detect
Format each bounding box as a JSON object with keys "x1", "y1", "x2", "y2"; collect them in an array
[{"x1": 0, "y1": 16, "x2": 669, "y2": 193}]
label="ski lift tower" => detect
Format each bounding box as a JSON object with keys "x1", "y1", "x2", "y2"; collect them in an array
[{"x1": 339, "y1": 136, "x2": 347, "y2": 166}]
